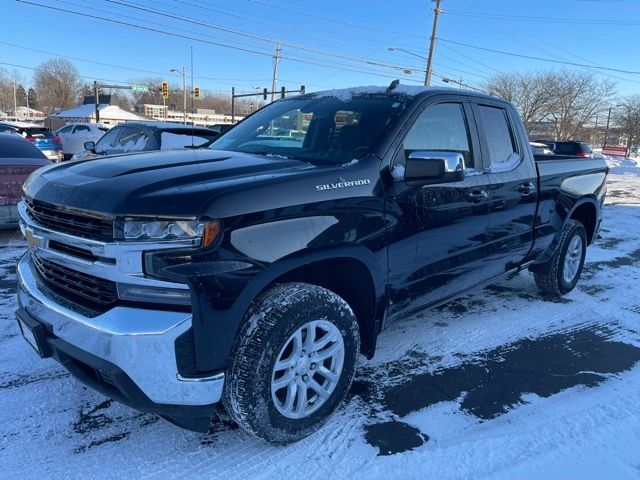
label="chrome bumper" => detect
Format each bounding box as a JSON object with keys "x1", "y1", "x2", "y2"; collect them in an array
[{"x1": 17, "y1": 254, "x2": 223, "y2": 406}]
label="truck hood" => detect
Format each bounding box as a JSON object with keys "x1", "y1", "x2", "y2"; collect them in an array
[{"x1": 23, "y1": 149, "x2": 323, "y2": 217}]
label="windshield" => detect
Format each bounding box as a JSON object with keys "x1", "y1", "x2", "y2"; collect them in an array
[{"x1": 210, "y1": 95, "x2": 407, "y2": 164}]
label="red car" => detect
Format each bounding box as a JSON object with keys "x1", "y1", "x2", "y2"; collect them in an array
[{"x1": 0, "y1": 133, "x2": 51, "y2": 228}]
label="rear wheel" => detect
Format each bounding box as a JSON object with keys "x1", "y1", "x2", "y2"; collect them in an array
[
  {"x1": 222, "y1": 282, "x2": 360, "y2": 444},
  {"x1": 532, "y1": 219, "x2": 587, "y2": 296}
]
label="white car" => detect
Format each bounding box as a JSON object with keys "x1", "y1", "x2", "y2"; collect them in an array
[
  {"x1": 56, "y1": 123, "x2": 110, "y2": 159},
  {"x1": 530, "y1": 142, "x2": 554, "y2": 156}
]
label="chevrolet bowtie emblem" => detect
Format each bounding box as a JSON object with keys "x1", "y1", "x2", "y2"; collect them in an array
[{"x1": 24, "y1": 228, "x2": 41, "y2": 249}]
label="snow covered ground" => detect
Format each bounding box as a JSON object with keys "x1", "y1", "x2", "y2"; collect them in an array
[{"x1": 2, "y1": 167, "x2": 640, "y2": 479}]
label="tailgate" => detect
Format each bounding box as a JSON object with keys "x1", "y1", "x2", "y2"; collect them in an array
[
  {"x1": 0, "y1": 165, "x2": 38, "y2": 205},
  {"x1": 32, "y1": 138, "x2": 60, "y2": 150}
]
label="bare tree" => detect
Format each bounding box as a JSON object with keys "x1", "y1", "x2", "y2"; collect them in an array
[
  {"x1": 485, "y1": 71, "x2": 557, "y2": 133},
  {"x1": 0, "y1": 69, "x2": 13, "y2": 111},
  {"x1": 548, "y1": 70, "x2": 616, "y2": 140},
  {"x1": 613, "y1": 95, "x2": 640, "y2": 148},
  {"x1": 33, "y1": 58, "x2": 82, "y2": 113},
  {"x1": 485, "y1": 69, "x2": 617, "y2": 141}
]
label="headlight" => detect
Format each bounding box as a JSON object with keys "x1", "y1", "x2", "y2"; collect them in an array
[{"x1": 117, "y1": 219, "x2": 220, "y2": 247}]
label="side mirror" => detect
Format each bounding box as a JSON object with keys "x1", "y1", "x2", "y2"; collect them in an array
[
  {"x1": 403, "y1": 151, "x2": 465, "y2": 183},
  {"x1": 84, "y1": 141, "x2": 96, "y2": 152}
]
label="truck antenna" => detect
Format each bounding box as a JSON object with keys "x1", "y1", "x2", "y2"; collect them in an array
[{"x1": 387, "y1": 79, "x2": 400, "y2": 92}]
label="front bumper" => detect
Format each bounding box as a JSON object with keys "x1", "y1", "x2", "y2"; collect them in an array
[
  {"x1": 16, "y1": 253, "x2": 224, "y2": 430},
  {"x1": 0, "y1": 205, "x2": 19, "y2": 228}
]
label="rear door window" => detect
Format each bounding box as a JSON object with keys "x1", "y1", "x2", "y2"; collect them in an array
[
  {"x1": 115, "y1": 127, "x2": 158, "y2": 152},
  {"x1": 94, "y1": 127, "x2": 122, "y2": 153},
  {"x1": 476, "y1": 105, "x2": 519, "y2": 169}
]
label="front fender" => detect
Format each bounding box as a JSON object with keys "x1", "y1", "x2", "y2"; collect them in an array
[{"x1": 188, "y1": 245, "x2": 386, "y2": 372}]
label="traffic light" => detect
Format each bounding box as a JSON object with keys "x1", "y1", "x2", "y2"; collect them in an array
[
  {"x1": 193, "y1": 86, "x2": 201, "y2": 100},
  {"x1": 263, "y1": 88, "x2": 268, "y2": 100},
  {"x1": 300, "y1": 85, "x2": 305, "y2": 94},
  {"x1": 161, "y1": 81, "x2": 169, "y2": 99}
]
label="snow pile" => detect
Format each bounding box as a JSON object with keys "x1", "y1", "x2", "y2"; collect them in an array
[
  {"x1": 606, "y1": 156, "x2": 640, "y2": 176},
  {"x1": 314, "y1": 85, "x2": 430, "y2": 101},
  {"x1": 160, "y1": 132, "x2": 210, "y2": 150}
]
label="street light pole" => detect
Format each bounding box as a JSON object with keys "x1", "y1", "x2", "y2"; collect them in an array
[
  {"x1": 170, "y1": 67, "x2": 187, "y2": 124},
  {"x1": 425, "y1": 0, "x2": 443, "y2": 86},
  {"x1": 603, "y1": 104, "x2": 623, "y2": 147}
]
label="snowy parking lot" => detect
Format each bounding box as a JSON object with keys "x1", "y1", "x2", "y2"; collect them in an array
[{"x1": 2, "y1": 166, "x2": 640, "y2": 479}]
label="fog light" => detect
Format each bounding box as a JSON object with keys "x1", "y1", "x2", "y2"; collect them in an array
[{"x1": 117, "y1": 283, "x2": 191, "y2": 305}]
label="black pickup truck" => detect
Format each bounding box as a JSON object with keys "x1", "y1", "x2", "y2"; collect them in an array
[{"x1": 15, "y1": 84, "x2": 607, "y2": 444}]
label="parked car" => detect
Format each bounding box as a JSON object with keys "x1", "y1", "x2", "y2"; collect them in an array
[
  {"x1": 16, "y1": 84, "x2": 607, "y2": 444},
  {"x1": 0, "y1": 133, "x2": 50, "y2": 228},
  {"x1": 56, "y1": 123, "x2": 110, "y2": 160},
  {"x1": 71, "y1": 121, "x2": 218, "y2": 160},
  {"x1": 530, "y1": 142, "x2": 554, "y2": 155},
  {"x1": 0, "y1": 122, "x2": 63, "y2": 162},
  {"x1": 534, "y1": 140, "x2": 594, "y2": 158}
]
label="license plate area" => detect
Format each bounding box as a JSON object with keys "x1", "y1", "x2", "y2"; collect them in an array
[
  {"x1": 16, "y1": 310, "x2": 51, "y2": 358},
  {"x1": 18, "y1": 319, "x2": 41, "y2": 356}
]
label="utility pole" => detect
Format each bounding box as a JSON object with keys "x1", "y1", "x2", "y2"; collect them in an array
[
  {"x1": 190, "y1": 47, "x2": 195, "y2": 122},
  {"x1": 424, "y1": 0, "x2": 443, "y2": 86},
  {"x1": 182, "y1": 66, "x2": 187, "y2": 124},
  {"x1": 13, "y1": 79, "x2": 17, "y2": 120},
  {"x1": 93, "y1": 81, "x2": 100, "y2": 123},
  {"x1": 271, "y1": 42, "x2": 281, "y2": 103},
  {"x1": 603, "y1": 104, "x2": 622, "y2": 147}
]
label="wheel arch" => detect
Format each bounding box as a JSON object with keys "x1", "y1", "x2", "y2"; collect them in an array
[
  {"x1": 568, "y1": 200, "x2": 598, "y2": 245},
  {"x1": 530, "y1": 196, "x2": 600, "y2": 270},
  {"x1": 228, "y1": 247, "x2": 386, "y2": 361}
]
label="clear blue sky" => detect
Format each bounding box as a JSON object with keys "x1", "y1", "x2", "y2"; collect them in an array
[{"x1": 3, "y1": 0, "x2": 640, "y2": 97}]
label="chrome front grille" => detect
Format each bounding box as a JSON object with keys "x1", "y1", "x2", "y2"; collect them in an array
[
  {"x1": 25, "y1": 198, "x2": 113, "y2": 241},
  {"x1": 31, "y1": 252, "x2": 118, "y2": 307}
]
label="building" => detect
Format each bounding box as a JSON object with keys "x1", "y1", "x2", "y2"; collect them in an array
[
  {"x1": 46, "y1": 104, "x2": 146, "y2": 130},
  {"x1": 134, "y1": 104, "x2": 241, "y2": 126},
  {"x1": 1, "y1": 106, "x2": 45, "y2": 122}
]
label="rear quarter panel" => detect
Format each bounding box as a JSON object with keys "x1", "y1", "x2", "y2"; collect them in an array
[{"x1": 528, "y1": 157, "x2": 607, "y2": 264}]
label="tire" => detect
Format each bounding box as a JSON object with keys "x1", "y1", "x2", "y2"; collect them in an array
[
  {"x1": 533, "y1": 219, "x2": 587, "y2": 297},
  {"x1": 222, "y1": 282, "x2": 360, "y2": 444}
]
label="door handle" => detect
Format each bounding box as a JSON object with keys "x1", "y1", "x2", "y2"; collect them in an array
[
  {"x1": 466, "y1": 190, "x2": 488, "y2": 203},
  {"x1": 518, "y1": 182, "x2": 536, "y2": 195}
]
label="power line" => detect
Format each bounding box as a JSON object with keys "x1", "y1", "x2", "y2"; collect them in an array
[
  {"x1": 245, "y1": 0, "x2": 427, "y2": 38},
  {"x1": 104, "y1": 0, "x2": 422, "y2": 74},
  {"x1": 0, "y1": 60, "x2": 132, "y2": 86},
  {"x1": 437, "y1": 43, "x2": 501, "y2": 74},
  {"x1": 171, "y1": 0, "x2": 351, "y2": 48},
  {"x1": 464, "y1": 15, "x2": 640, "y2": 85},
  {"x1": 16, "y1": 1, "x2": 428, "y2": 82},
  {"x1": 0, "y1": 40, "x2": 183, "y2": 79},
  {"x1": 446, "y1": 9, "x2": 640, "y2": 25},
  {"x1": 437, "y1": 38, "x2": 640, "y2": 75},
  {"x1": 0, "y1": 38, "x2": 278, "y2": 86},
  {"x1": 63, "y1": 0, "x2": 275, "y2": 55}
]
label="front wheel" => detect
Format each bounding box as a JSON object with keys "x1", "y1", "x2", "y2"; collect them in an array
[
  {"x1": 532, "y1": 219, "x2": 587, "y2": 297},
  {"x1": 222, "y1": 282, "x2": 360, "y2": 444}
]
